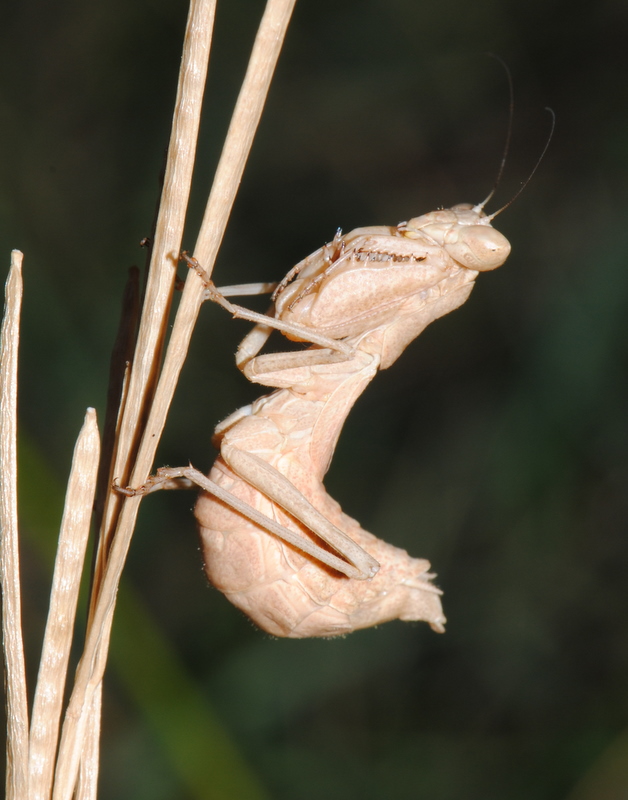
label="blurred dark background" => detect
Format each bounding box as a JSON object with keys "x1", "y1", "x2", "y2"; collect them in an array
[{"x1": 2, "y1": 0, "x2": 628, "y2": 798}]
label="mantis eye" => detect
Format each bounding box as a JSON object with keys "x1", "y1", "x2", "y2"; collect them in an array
[{"x1": 446, "y1": 225, "x2": 511, "y2": 271}]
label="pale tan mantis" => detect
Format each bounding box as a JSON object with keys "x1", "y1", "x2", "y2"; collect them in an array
[{"x1": 129, "y1": 201, "x2": 511, "y2": 638}]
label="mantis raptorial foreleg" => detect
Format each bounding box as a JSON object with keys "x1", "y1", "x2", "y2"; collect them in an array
[
  {"x1": 237, "y1": 348, "x2": 349, "y2": 387},
  {"x1": 215, "y1": 279, "x2": 355, "y2": 384}
]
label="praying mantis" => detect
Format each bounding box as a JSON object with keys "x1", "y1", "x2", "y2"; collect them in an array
[{"x1": 132, "y1": 200, "x2": 511, "y2": 638}]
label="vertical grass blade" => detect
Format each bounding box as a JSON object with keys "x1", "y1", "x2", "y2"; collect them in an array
[
  {"x1": 0, "y1": 250, "x2": 29, "y2": 800},
  {"x1": 95, "y1": 0, "x2": 219, "y2": 563},
  {"x1": 28, "y1": 409, "x2": 100, "y2": 800}
]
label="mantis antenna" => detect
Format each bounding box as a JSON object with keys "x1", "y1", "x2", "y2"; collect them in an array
[
  {"x1": 475, "y1": 52, "x2": 515, "y2": 212},
  {"x1": 485, "y1": 107, "x2": 556, "y2": 222}
]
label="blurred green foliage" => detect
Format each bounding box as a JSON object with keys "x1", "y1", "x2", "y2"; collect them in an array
[{"x1": 2, "y1": 0, "x2": 628, "y2": 797}]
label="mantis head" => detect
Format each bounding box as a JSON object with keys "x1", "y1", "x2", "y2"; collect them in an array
[{"x1": 401, "y1": 204, "x2": 511, "y2": 272}]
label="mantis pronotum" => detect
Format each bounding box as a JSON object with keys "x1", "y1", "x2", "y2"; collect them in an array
[{"x1": 131, "y1": 201, "x2": 511, "y2": 638}]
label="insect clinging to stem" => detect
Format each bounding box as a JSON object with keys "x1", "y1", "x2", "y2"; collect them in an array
[{"x1": 124, "y1": 103, "x2": 554, "y2": 639}]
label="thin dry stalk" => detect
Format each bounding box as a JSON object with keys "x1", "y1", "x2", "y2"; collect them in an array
[
  {"x1": 94, "y1": 0, "x2": 217, "y2": 592},
  {"x1": 76, "y1": 690, "x2": 100, "y2": 800},
  {"x1": 28, "y1": 410, "x2": 100, "y2": 800},
  {"x1": 52, "y1": 0, "x2": 297, "y2": 797},
  {"x1": 0, "y1": 250, "x2": 29, "y2": 800}
]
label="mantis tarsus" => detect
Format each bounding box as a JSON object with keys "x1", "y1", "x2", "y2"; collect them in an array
[{"x1": 131, "y1": 201, "x2": 511, "y2": 638}]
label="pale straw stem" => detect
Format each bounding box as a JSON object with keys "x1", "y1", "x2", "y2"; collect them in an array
[
  {"x1": 94, "y1": 0, "x2": 218, "y2": 582},
  {"x1": 28, "y1": 409, "x2": 100, "y2": 800},
  {"x1": 74, "y1": 689, "x2": 101, "y2": 800},
  {"x1": 0, "y1": 250, "x2": 29, "y2": 800}
]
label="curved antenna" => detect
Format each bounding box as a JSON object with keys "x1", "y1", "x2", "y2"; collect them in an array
[
  {"x1": 473, "y1": 53, "x2": 514, "y2": 213},
  {"x1": 485, "y1": 107, "x2": 555, "y2": 221}
]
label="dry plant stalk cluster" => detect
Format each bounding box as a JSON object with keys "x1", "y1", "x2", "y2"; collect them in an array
[{"x1": 0, "y1": 0, "x2": 297, "y2": 797}]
